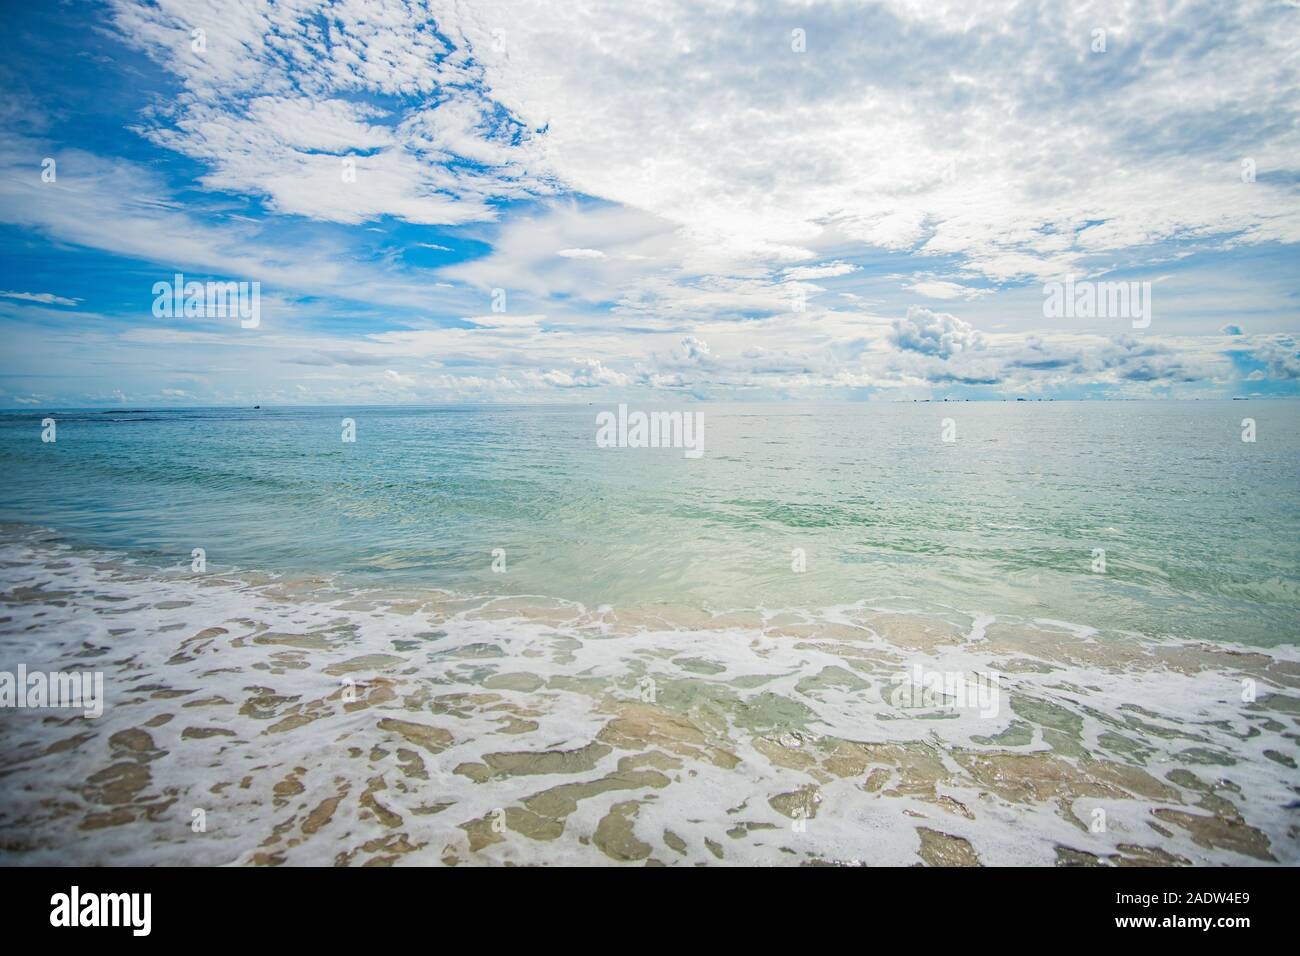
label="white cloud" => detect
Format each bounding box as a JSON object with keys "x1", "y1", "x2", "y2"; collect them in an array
[
  {"x1": 0, "y1": 291, "x2": 80, "y2": 306},
  {"x1": 891, "y1": 307, "x2": 984, "y2": 359},
  {"x1": 679, "y1": 337, "x2": 711, "y2": 363},
  {"x1": 3, "y1": 1, "x2": 1292, "y2": 404},
  {"x1": 906, "y1": 280, "x2": 988, "y2": 301},
  {"x1": 541, "y1": 359, "x2": 631, "y2": 388},
  {"x1": 430, "y1": 0, "x2": 1299, "y2": 284},
  {"x1": 108, "y1": 1, "x2": 554, "y2": 225},
  {"x1": 97, "y1": 0, "x2": 1300, "y2": 324},
  {"x1": 1250, "y1": 335, "x2": 1300, "y2": 380},
  {"x1": 464, "y1": 313, "x2": 546, "y2": 329},
  {"x1": 0, "y1": 137, "x2": 495, "y2": 321},
  {"x1": 784, "y1": 262, "x2": 857, "y2": 281}
]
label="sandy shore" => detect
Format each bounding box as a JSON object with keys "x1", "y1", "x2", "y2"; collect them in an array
[{"x1": 1, "y1": 528, "x2": 1297, "y2": 866}]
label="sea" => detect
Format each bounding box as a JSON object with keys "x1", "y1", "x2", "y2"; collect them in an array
[{"x1": 0, "y1": 401, "x2": 1296, "y2": 865}]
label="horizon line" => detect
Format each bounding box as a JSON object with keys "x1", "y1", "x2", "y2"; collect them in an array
[{"x1": 1, "y1": 396, "x2": 1291, "y2": 412}]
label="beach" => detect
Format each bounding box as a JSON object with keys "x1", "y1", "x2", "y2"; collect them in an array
[{"x1": 1, "y1": 402, "x2": 1297, "y2": 865}]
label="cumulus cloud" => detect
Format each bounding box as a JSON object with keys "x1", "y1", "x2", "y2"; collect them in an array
[
  {"x1": 678, "y1": 337, "x2": 711, "y2": 363},
  {"x1": 541, "y1": 359, "x2": 631, "y2": 388},
  {"x1": 1251, "y1": 336, "x2": 1300, "y2": 380},
  {"x1": 891, "y1": 307, "x2": 984, "y2": 359}
]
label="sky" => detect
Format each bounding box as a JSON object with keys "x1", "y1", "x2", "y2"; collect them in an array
[{"x1": 0, "y1": 0, "x2": 1297, "y2": 407}]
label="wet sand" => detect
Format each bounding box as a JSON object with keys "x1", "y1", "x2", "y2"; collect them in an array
[{"x1": 1, "y1": 529, "x2": 1297, "y2": 866}]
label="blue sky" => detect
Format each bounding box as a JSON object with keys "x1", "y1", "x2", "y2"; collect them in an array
[{"x1": 0, "y1": 0, "x2": 1297, "y2": 407}]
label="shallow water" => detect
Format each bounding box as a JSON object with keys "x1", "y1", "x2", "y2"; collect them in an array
[
  {"x1": 1, "y1": 401, "x2": 1298, "y2": 646},
  {"x1": 1, "y1": 527, "x2": 1297, "y2": 866}
]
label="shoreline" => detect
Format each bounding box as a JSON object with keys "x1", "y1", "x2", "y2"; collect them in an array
[{"x1": 1, "y1": 528, "x2": 1297, "y2": 866}]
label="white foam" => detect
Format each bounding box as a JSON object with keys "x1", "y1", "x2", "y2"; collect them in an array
[{"x1": 1, "y1": 529, "x2": 1296, "y2": 867}]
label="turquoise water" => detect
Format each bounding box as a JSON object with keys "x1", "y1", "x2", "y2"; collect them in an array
[{"x1": 1, "y1": 401, "x2": 1297, "y2": 646}]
